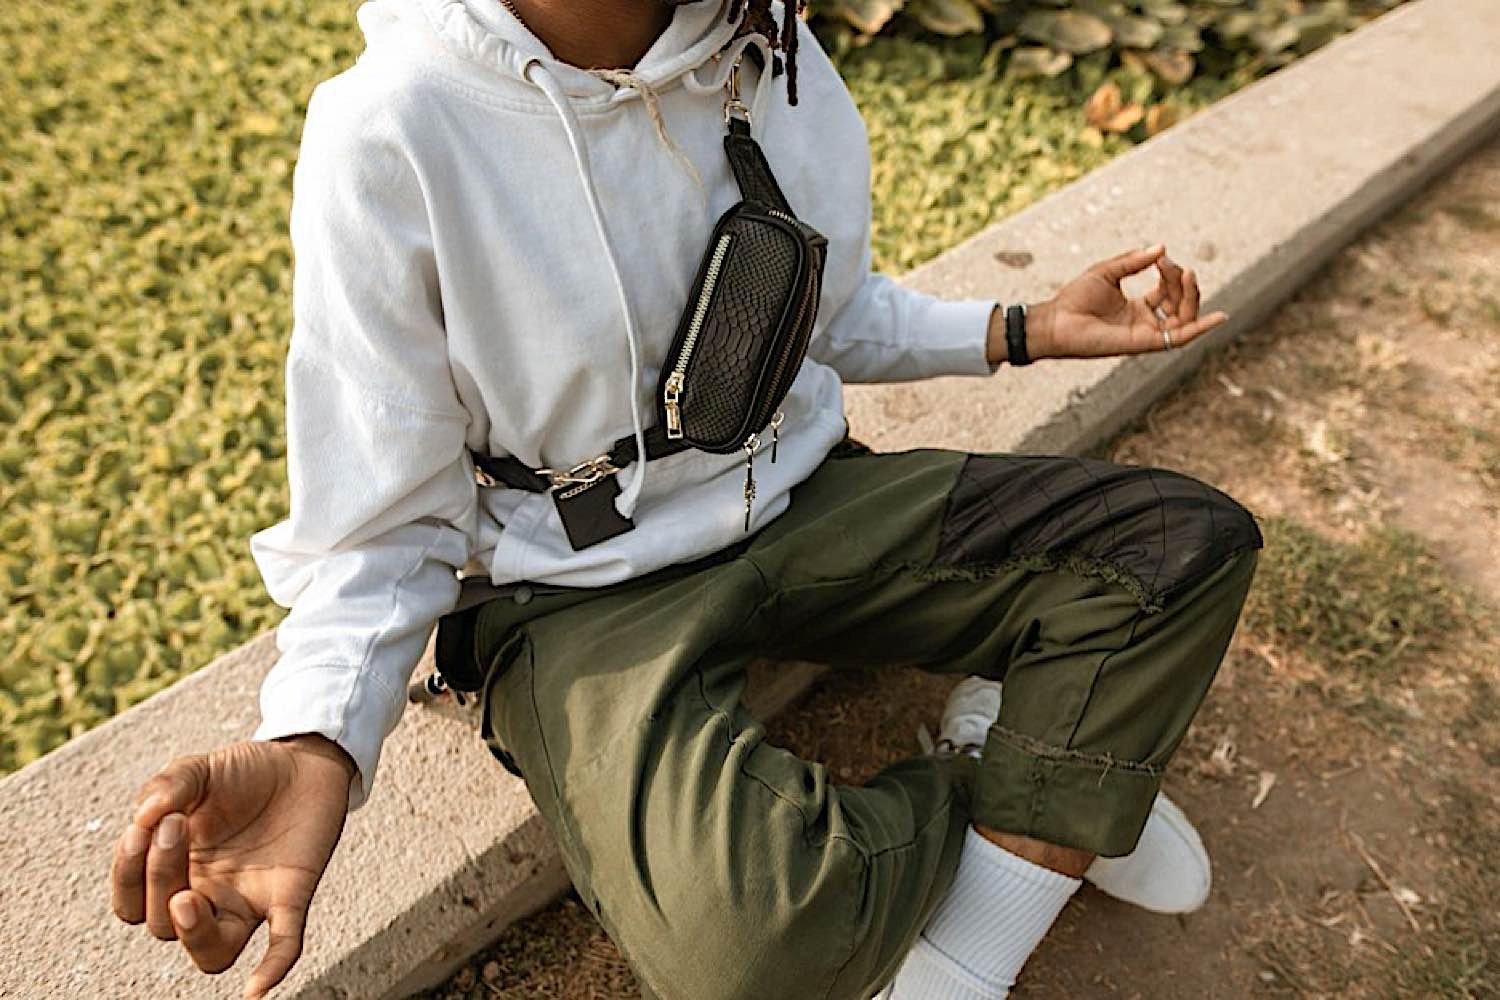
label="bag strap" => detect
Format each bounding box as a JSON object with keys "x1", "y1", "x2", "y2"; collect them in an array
[{"x1": 721, "y1": 51, "x2": 795, "y2": 215}]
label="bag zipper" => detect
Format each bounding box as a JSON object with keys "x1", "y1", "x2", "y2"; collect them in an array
[{"x1": 664, "y1": 231, "x2": 734, "y2": 440}]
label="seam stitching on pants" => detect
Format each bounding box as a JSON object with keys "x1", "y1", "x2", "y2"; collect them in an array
[
  {"x1": 883, "y1": 552, "x2": 1165, "y2": 614},
  {"x1": 860, "y1": 786, "x2": 961, "y2": 861},
  {"x1": 991, "y1": 724, "x2": 1165, "y2": 776}
]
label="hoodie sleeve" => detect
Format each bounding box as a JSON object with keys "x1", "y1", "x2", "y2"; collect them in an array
[
  {"x1": 247, "y1": 82, "x2": 479, "y2": 811},
  {"x1": 808, "y1": 268, "x2": 1001, "y2": 384},
  {"x1": 791, "y1": 18, "x2": 1001, "y2": 385}
]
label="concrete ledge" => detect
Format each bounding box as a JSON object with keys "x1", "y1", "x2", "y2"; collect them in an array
[{"x1": 5, "y1": 0, "x2": 1500, "y2": 995}]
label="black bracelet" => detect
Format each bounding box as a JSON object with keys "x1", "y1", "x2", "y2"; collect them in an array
[{"x1": 1005, "y1": 303, "x2": 1031, "y2": 367}]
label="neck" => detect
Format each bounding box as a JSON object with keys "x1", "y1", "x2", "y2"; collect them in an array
[{"x1": 506, "y1": 0, "x2": 676, "y2": 70}]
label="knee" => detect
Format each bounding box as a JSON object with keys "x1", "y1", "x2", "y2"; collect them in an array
[{"x1": 1135, "y1": 467, "x2": 1263, "y2": 607}]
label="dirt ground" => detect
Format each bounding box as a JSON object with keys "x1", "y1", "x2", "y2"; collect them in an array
[{"x1": 427, "y1": 138, "x2": 1500, "y2": 1000}]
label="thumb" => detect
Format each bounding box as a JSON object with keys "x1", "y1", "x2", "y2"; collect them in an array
[
  {"x1": 244, "y1": 904, "x2": 307, "y2": 1000},
  {"x1": 134, "y1": 754, "x2": 210, "y2": 830},
  {"x1": 1093, "y1": 244, "x2": 1166, "y2": 283}
]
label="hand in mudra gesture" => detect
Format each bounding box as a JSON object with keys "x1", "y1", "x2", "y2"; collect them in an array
[
  {"x1": 110, "y1": 735, "x2": 355, "y2": 999},
  {"x1": 987, "y1": 245, "x2": 1229, "y2": 364}
]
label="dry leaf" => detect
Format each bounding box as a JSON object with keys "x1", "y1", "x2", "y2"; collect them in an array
[
  {"x1": 1209, "y1": 733, "x2": 1238, "y2": 775},
  {"x1": 1252, "y1": 770, "x2": 1277, "y2": 809},
  {"x1": 1146, "y1": 103, "x2": 1183, "y2": 136},
  {"x1": 1085, "y1": 82, "x2": 1145, "y2": 134},
  {"x1": 993, "y1": 250, "x2": 1035, "y2": 269}
]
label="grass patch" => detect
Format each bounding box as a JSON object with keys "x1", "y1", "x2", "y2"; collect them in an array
[
  {"x1": 1242, "y1": 517, "x2": 1473, "y2": 679},
  {"x1": 1440, "y1": 200, "x2": 1500, "y2": 233}
]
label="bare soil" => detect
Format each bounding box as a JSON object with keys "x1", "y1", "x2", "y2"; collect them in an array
[{"x1": 428, "y1": 139, "x2": 1500, "y2": 1000}]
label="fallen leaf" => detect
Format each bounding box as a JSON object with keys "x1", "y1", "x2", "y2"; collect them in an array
[
  {"x1": 1085, "y1": 83, "x2": 1145, "y2": 134},
  {"x1": 1252, "y1": 770, "x2": 1276, "y2": 809},
  {"x1": 1145, "y1": 102, "x2": 1183, "y2": 136},
  {"x1": 1393, "y1": 887, "x2": 1423, "y2": 907}
]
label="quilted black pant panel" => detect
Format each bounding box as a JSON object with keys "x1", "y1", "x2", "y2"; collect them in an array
[{"x1": 933, "y1": 454, "x2": 1264, "y2": 611}]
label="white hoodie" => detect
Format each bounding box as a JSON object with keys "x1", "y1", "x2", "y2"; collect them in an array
[{"x1": 249, "y1": 0, "x2": 1001, "y2": 808}]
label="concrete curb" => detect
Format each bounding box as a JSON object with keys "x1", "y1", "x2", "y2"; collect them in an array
[{"x1": 5, "y1": 0, "x2": 1499, "y2": 996}]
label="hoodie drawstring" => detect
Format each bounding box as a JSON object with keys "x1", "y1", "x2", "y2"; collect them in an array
[
  {"x1": 587, "y1": 68, "x2": 703, "y2": 191},
  {"x1": 524, "y1": 59, "x2": 652, "y2": 519}
]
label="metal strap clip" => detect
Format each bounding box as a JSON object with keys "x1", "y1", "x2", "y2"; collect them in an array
[
  {"x1": 536, "y1": 453, "x2": 620, "y2": 491},
  {"x1": 724, "y1": 53, "x2": 751, "y2": 126}
]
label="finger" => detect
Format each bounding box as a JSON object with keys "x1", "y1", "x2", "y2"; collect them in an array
[
  {"x1": 1166, "y1": 311, "x2": 1229, "y2": 348},
  {"x1": 1141, "y1": 275, "x2": 1168, "y2": 311},
  {"x1": 244, "y1": 905, "x2": 307, "y2": 1000},
  {"x1": 171, "y1": 888, "x2": 256, "y2": 975},
  {"x1": 110, "y1": 822, "x2": 153, "y2": 924},
  {"x1": 1155, "y1": 255, "x2": 1185, "y2": 315},
  {"x1": 145, "y1": 812, "x2": 191, "y2": 940},
  {"x1": 1177, "y1": 267, "x2": 1202, "y2": 324},
  {"x1": 134, "y1": 755, "x2": 210, "y2": 830},
  {"x1": 1092, "y1": 244, "x2": 1165, "y2": 283}
]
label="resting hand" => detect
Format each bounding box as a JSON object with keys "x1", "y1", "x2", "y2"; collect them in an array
[
  {"x1": 987, "y1": 245, "x2": 1228, "y2": 364},
  {"x1": 110, "y1": 734, "x2": 355, "y2": 999}
]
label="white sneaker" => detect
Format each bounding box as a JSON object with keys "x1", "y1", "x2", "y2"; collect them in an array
[
  {"x1": 931, "y1": 676, "x2": 1212, "y2": 915},
  {"x1": 1082, "y1": 793, "x2": 1211, "y2": 913},
  {"x1": 932, "y1": 675, "x2": 1003, "y2": 757}
]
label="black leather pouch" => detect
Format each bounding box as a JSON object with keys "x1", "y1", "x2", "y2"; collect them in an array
[{"x1": 657, "y1": 115, "x2": 828, "y2": 457}]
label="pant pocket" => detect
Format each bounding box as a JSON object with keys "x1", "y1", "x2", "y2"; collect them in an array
[{"x1": 479, "y1": 628, "x2": 531, "y2": 779}]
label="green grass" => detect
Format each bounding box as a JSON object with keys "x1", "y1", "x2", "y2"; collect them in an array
[
  {"x1": 1, "y1": 5, "x2": 1254, "y2": 773},
  {"x1": 1242, "y1": 517, "x2": 1475, "y2": 680}
]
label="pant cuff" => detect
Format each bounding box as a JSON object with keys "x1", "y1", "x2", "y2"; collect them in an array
[{"x1": 970, "y1": 725, "x2": 1163, "y2": 858}]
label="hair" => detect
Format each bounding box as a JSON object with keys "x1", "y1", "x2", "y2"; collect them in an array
[{"x1": 726, "y1": 0, "x2": 806, "y2": 105}]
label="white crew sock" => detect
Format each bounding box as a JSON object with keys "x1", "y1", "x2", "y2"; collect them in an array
[{"x1": 881, "y1": 825, "x2": 1082, "y2": 999}]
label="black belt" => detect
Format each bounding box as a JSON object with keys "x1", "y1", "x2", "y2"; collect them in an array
[{"x1": 469, "y1": 423, "x2": 692, "y2": 494}]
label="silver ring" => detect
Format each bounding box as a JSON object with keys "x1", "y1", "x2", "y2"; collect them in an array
[
  {"x1": 1153, "y1": 305, "x2": 1170, "y2": 326},
  {"x1": 1161, "y1": 327, "x2": 1174, "y2": 350}
]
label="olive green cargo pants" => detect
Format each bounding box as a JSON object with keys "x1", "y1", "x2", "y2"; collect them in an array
[{"x1": 463, "y1": 444, "x2": 1261, "y2": 1000}]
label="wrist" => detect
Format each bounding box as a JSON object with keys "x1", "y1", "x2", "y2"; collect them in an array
[
  {"x1": 985, "y1": 304, "x2": 1007, "y2": 367},
  {"x1": 986, "y1": 300, "x2": 1058, "y2": 366},
  {"x1": 276, "y1": 733, "x2": 357, "y2": 786},
  {"x1": 1025, "y1": 298, "x2": 1058, "y2": 361}
]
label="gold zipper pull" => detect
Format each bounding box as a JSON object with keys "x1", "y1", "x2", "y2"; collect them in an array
[
  {"x1": 769, "y1": 410, "x2": 784, "y2": 463},
  {"x1": 664, "y1": 373, "x2": 684, "y2": 439},
  {"x1": 742, "y1": 434, "x2": 759, "y2": 532}
]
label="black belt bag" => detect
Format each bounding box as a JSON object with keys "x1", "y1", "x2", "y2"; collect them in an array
[{"x1": 469, "y1": 51, "x2": 829, "y2": 550}]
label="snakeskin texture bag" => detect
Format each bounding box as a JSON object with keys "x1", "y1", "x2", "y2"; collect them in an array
[{"x1": 657, "y1": 56, "x2": 829, "y2": 526}]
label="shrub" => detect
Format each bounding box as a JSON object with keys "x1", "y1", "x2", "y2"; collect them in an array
[{"x1": 811, "y1": 0, "x2": 1409, "y2": 86}]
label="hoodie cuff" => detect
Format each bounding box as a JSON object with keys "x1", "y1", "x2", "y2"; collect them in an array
[
  {"x1": 252, "y1": 661, "x2": 400, "y2": 812},
  {"x1": 918, "y1": 298, "x2": 1001, "y2": 378}
]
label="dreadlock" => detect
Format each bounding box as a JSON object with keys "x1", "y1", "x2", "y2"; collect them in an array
[{"x1": 725, "y1": 0, "x2": 806, "y2": 105}]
